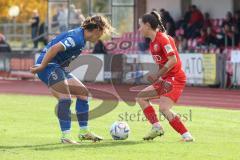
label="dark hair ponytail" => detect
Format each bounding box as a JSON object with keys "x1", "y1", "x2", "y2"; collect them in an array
[
  {"x1": 142, "y1": 11, "x2": 166, "y2": 32},
  {"x1": 82, "y1": 15, "x2": 115, "y2": 35},
  {"x1": 150, "y1": 11, "x2": 166, "y2": 32}
]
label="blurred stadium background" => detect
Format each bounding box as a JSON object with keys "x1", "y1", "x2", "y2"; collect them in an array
[
  {"x1": 0, "y1": 1, "x2": 240, "y2": 160},
  {"x1": 0, "y1": 0, "x2": 239, "y2": 89}
]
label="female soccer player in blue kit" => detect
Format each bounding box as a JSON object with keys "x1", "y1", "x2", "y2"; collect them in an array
[{"x1": 30, "y1": 15, "x2": 114, "y2": 144}]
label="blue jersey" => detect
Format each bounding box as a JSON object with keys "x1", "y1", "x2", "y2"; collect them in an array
[{"x1": 37, "y1": 27, "x2": 86, "y2": 67}]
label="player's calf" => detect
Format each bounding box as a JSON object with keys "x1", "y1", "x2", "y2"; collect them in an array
[{"x1": 169, "y1": 115, "x2": 194, "y2": 142}]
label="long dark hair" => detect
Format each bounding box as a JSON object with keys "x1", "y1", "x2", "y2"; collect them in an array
[{"x1": 141, "y1": 11, "x2": 166, "y2": 32}]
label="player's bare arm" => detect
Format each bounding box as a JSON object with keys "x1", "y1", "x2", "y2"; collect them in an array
[
  {"x1": 30, "y1": 43, "x2": 65, "y2": 74},
  {"x1": 148, "y1": 55, "x2": 177, "y2": 83}
]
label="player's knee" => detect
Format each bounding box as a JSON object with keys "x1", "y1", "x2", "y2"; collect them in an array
[
  {"x1": 159, "y1": 106, "x2": 169, "y2": 113},
  {"x1": 57, "y1": 94, "x2": 71, "y2": 100},
  {"x1": 59, "y1": 98, "x2": 72, "y2": 104},
  {"x1": 76, "y1": 95, "x2": 88, "y2": 101},
  {"x1": 159, "y1": 100, "x2": 171, "y2": 112},
  {"x1": 78, "y1": 86, "x2": 89, "y2": 97},
  {"x1": 84, "y1": 87, "x2": 90, "y2": 96}
]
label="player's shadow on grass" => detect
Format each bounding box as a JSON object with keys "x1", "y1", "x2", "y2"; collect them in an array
[
  {"x1": 0, "y1": 143, "x2": 60, "y2": 150},
  {"x1": 0, "y1": 140, "x2": 144, "y2": 151},
  {"x1": 35, "y1": 140, "x2": 144, "y2": 151}
]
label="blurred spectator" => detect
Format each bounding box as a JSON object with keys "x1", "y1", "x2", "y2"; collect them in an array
[
  {"x1": 29, "y1": 9, "x2": 39, "y2": 48},
  {"x1": 151, "y1": 8, "x2": 157, "y2": 12},
  {"x1": 76, "y1": 9, "x2": 85, "y2": 25},
  {"x1": 159, "y1": 8, "x2": 165, "y2": 15},
  {"x1": 185, "y1": 5, "x2": 204, "y2": 38},
  {"x1": 69, "y1": 4, "x2": 85, "y2": 29},
  {"x1": 226, "y1": 62, "x2": 233, "y2": 88},
  {"x1": 92, "y1": 40, "x2": 107, "y2": 54},
  {"x1": 52, "y1": 12, "x2": 59, "y2": 28},
  {"x1": 0, "y1": 33, "x2": 11, "y2": 52},
  {"x1": 217, "y1": 24, "x2": 233, "y2": 47},
  {"x1": 234, "y1": 11, "x2": 240, "y2": 33},
  {"x1": 196, "y1": 28, "x2": 207, "y2": 46},
  {"x1": 176, "y1": 5, "x2": 192, "y2": 30},
  {"x1": 175, "y1": 26, "x2": 185, "y2": 37},
  {"x1": 223, "y1": 11, "x2": 235, "y2": 26},
  {"x1": 69, "y1": 4, "x2": 77, "y2": 29},
  {"x1": 57, "y1": 5, "x2": 68, "y2": 32},
  {"x1": 203, "y1": 12, "x2": 212, "y2": 28},
  {"x1": 205, "y1": 27, "x2": 217, "y2": 46},
  {"x1": 139, "y1": 9, "x2": 240, "y2": 53},
  {"x1": 183, "y1": 6, "x2": 192, "y2": 25},
  {"x1": 231, "y1": 25, "x2": 240, "y2": 46},
  {"x1": 175, "y1": 36, "x2": 187, "y2": 52},
  {"x1": 38, "y1": 22, "x2": 48, "y2": 46},
  {"x1": 160, "y1": 9, "x2": 176, "y2": 37},
  {"x1": 188, "y1": 5, "x2": 204, "y2": 26}
]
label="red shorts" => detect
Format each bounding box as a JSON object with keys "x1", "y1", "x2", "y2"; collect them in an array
[{"x1": 153, "y1": 75, "x2": 186, "y2": 103}]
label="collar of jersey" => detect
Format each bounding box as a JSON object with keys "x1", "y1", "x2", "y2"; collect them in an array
[{"x1": 80, "y1": 27, "x2": 86, "y2": 47}]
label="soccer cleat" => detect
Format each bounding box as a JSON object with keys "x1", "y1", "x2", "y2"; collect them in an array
[
  {"x1": 143, "y1": 127, "x2": 164, "y2": 140},
  {"x1": 61, "y1": 134, "x2": 80, "y2": 145},
  {"x1": 181, "y1": 136, "x2": 195, "y2": 142},
  {"x1": 181, "y1": 132, "x2": 194, "y2": 142},
  {"x1": 78, "y1": 130, "x2": 103, "y2": 142}
]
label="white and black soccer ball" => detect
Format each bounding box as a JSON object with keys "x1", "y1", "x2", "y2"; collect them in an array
[{"x1": 110, "y1": 121, "x2": 130, "y2": 140}]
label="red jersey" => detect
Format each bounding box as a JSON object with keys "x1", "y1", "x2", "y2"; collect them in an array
[{"x1": 149, "y1": 32, "x2": 185, "y2": 79}]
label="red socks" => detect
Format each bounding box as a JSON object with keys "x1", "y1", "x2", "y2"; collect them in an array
[
  {"x1": 169, "y1": 116, "x2": 188, "y2": 135},
  {"x1": 143, "y1": 106, "x2": 159, "y2": 124},
  {"x1": 143, "y1": 106, "x2": 188, "y2": 135}
]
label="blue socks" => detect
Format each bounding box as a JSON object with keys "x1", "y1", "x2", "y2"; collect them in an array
[
  {"x1": 76, "y1": 99, "x2": 89, "y2": 129},
  {"x1": 57, "y1": 99, "x2": 72, "y2": 132},
  {"x1": 57, "y1": 98, "x2": 89, "y2": 133}
]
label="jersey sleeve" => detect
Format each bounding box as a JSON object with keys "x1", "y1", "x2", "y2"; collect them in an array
[
  {"x1": 159, "y1": 35, "x2": 175, "y2": 57},
  {"x1": 59, "y1": 36, "x2": 81, "y2": 51}
]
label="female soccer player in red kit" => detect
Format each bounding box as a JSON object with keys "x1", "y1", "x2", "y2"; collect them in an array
[{"x1": 137, "y1": 11, "x2": 194, "y2": 142}]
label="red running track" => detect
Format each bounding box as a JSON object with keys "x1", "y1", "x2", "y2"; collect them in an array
[{"x1": 0, "y1": 80, "x2": 239, "y2": 110}]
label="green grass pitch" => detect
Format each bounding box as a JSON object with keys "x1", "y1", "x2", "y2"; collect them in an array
[{"x1": 0, "y1": 94, "x2": 240, "y2": 160}]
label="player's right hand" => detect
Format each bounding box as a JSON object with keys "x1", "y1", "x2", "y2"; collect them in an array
[{"x1": 30, "y1": 64, "x2": 44, "y2": 74}]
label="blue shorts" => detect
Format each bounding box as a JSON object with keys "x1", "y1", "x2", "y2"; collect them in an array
[{"x1": 37, "y1": 63, "x2": 73, "y2": 87}]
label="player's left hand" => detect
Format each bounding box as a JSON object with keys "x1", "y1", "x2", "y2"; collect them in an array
[{"x1": 30, "y1": 65, "x2": 44, "y2": 74}]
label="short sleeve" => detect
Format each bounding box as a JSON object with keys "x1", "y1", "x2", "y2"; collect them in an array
[
  {"x1": 160, "y1": 35, "x2": 175, "y2": 57},
  {"x1": 59, "y1": 36, "x2": 80, "y2": 51}
]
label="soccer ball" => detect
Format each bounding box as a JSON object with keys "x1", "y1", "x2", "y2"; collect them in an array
[{"x1": 110, "y1": 121, "x2": 130, "y2": 140}]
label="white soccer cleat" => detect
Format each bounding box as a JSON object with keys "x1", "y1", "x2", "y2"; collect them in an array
[
  {"x1": 181, "y1": 136, "x2": 195, "y2": 142},
  {"x1": 61, "y1": 134, "x2": 80, "y2": 145},
  {"x1": 143, "y1": 127, "x2": 164, "y2": 140},
  {"x1": 181, "y1": 132, "x2": 194, "y2": 142},
  {"x1": 61, "y1": 137, "x2": 80, "y2": 144}
]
